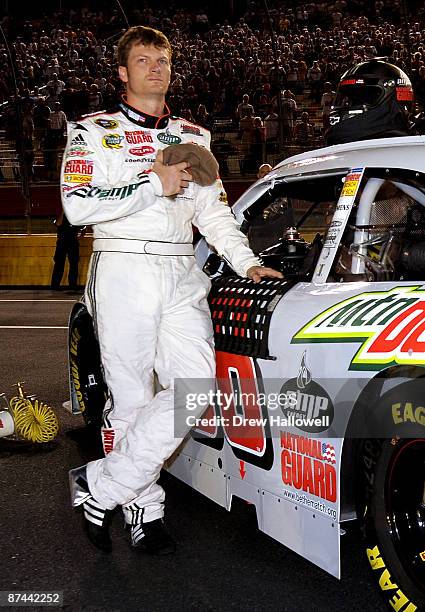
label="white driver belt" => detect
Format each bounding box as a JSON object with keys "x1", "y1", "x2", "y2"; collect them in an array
[{"x1": 93, "y1": 238, "x2": 194, "y2": 256}]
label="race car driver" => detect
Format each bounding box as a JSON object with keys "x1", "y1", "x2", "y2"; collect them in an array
[{"x1": 66, "y1": 25, "x2": 283, "y2": 555}]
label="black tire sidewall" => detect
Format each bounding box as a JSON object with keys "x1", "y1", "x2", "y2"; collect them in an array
[{"x1": 362, "y1": 437, "x2": 425, "y2": 611}]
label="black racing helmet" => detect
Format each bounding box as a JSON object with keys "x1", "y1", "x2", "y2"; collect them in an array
[{"x1": 326, "y1": 59, "x2": 414, "y2": 145}]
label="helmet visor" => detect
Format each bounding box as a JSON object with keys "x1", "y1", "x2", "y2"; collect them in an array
[{"x1": 334, "y1": 83, "x2": 383, "y2": 110}]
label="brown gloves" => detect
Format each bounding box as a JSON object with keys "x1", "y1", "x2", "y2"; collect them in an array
[{"x1": 161, "y1": 143, "x2": 219, "y2": 186}]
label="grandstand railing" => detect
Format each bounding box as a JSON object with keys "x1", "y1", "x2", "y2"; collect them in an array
[
  {"x1": 0, "y1": 134, "x2": 324, "y2": 182},
  {"x1": 0, "y1": 129, "x2": 325, "y2": 233}
]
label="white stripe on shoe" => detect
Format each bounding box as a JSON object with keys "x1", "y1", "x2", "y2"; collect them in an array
[
  {"x1": 86, "y1": 498, "x2": 107, "y2": 515},
  {"x1": 83, "y1": 498, "x2": 108, "y2": 527},
  {"x1": 124, "y1": 502, "x2": 144, "y2": 526},
  {"x1": 84, "y1": 510, "x2": 104, "y2": 527},
  {"x1": 131, "y1": 524, "x2": 145, "y2": 545}
]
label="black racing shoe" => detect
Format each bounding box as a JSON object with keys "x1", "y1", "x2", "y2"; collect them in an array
[
  {"x1": 69, "y1": 465, "x2": 113, "y2": 553},
  {"x1": 130, "y1": 519, "x2": 176, "y2": 555}
]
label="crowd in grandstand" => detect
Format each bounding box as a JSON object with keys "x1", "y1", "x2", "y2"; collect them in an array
[{"x1": 0, "y1": 0, "x2": 424, "y2": 179}]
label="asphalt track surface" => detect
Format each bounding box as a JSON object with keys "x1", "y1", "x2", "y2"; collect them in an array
[{"x1": 0, "y1": 290, "x2": 386, "y2": 612}]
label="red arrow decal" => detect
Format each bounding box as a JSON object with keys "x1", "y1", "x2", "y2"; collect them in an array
[{"x1": 239, "y1": 460, "x2": 246, "y2": 479}]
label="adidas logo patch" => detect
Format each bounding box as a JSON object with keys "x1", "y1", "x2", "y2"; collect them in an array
[{"x1": 71, "y1": 134, "x2": 87, "y2": 146}]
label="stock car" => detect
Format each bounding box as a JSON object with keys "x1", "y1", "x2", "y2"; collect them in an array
[{"x1": 69, "y1": 135, "x2": 425, "y2": 611}]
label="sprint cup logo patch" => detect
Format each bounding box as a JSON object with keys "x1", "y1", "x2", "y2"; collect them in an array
[
  {"x1": 292, "y1": 286, "x2": 425, "y2": 370},
  {"x1": 102, "y1": 133, "x2": 124, "y2": 149},
  {"x1": 94, "y1": 118, "x2": 119, "y2": 129}
]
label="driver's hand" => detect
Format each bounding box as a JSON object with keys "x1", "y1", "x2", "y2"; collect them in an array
[
  {"x1": 246, "y1": 266, "x2": 284, "y2": 283},
  {"x1": 152, "y1": 150, "x2": 193, "y2": 196}
]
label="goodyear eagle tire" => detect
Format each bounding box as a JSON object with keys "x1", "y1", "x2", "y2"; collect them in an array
[
  {"x1": 362, "y1": 437, "x2": 425, "y2": 612},
  {"x1": 68, "y1": 302, "x2": 107, "y2": 428}
]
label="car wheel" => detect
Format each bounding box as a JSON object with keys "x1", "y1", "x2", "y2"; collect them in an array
[{"x1": 362, "y1": 437, "x2": 425, "y2": 611}]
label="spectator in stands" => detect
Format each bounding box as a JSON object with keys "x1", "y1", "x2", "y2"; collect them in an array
[
  {"x1": 33, "y1": 97, "x2": 51, "y2": 152},
  {"x1": 321, "y1": 81, "x2": 336, "y2": 132},
  {"x1": 239, "y1": 106, "x2": 255, "y2": 175},
  {"x1": 4, "y1": 2, "x2": 425, "y2": 184},
  {"x1": 297, "y1": 59, "x2": 308, "y2": 90},
  {"x1": 103, "y1": 81, "x2": 117, "y2": 108},
  {"x1": 74, "y1": 82, "x2": 90, "y2": 117},
  {"x1": 236, "y1": 94, "x2": 254, "y2": 121},
  {"x1": 19, "y1": 102, "x2": 35, "y2": 180},
  {"x1": 44, "y1": 102, "x2": 66, "y2": 180},
  {"x1": 257, "y1": 163, "x2": 272, "y2": 179},
  {"x1": 256, "y1": 94, "x2": 269, "y2": 118},
  {"x1": 286, "y1": 60, "x2": 299, "y2": 93},
  {"x1": 295, "y1": 111, "x2": 315, "y2": 147},
  {"x1": 88, "y1": 83, "x2": 103, "y2": 112},
  {"x1": 250, "y1": 116, "x2": 265, "y2": 170},
  {"x1": 416, "y1": 65, "x2": 425, "y2": 105},
  {"x1": 211, "y1": 134, "x2": 237, "y2": 177},
  {"x1": 181, "y1": 106, "x2": 196, "y2": 122},
  {"x1": 195, "y1": 104, "x2": 212, "y2": 130},
  {"x1": 280, "y1": 89, "x2": 297, "y2": 143},
  {"x1": 185, "y1": 85, "x2": 199, "y2": 114},
  {"x1": 308, "y1": 60, "x2": 323, "y2": 102},
  {"x1": 264, "y1": 107, "x2": 279, "y2": 152},
  {"x1": 0, "y1": 69, "x2": 10, "y2": 103},
  {"x1": 46, "y1": 72, "x2": 65, "y2": 103}
]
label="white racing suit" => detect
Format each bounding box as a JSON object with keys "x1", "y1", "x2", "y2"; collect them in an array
[{"x1": 62, "y1": 99, "x2": 261, "y2": 523}]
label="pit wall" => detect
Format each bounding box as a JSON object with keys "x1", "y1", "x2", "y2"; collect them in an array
[
  {"x1": 0, "y1": 234, "x2": 93, "y2": 287},
  {"x1": 0, "y1": 181, "x2": 251, "y2": 286}
]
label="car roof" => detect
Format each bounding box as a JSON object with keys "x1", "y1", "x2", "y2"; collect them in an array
[
  {"x1": 273, "y1": 135, "x2": 425, "y2": 177},
  {"x1": 232, "y1": 136, "x2": 425, "y2": 220}
]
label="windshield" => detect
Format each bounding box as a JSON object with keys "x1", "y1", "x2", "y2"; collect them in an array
[{"x1": 245, "y1": 172, "x2": 344, "y2": 255}]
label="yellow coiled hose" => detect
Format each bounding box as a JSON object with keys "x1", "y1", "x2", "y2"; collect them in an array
[{"x1": 10, "y1": 398, "x2": 59, "y2": 443}]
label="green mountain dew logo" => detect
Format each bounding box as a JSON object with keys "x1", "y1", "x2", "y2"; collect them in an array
[
  {"x1": 157, "y1": 130, "x2": 181, "y2": 145},
  {"x1": 292, "y1": 286, "x2": 425, "y2": 370}
]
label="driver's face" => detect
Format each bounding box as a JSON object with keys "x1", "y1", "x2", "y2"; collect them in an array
[{"x1": 119, "y1": 43, "x2": 171, "y2": 98}]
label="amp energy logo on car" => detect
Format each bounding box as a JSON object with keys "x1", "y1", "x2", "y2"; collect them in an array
[
  {"x1": 292, "y1": 286, "x2": 425, "y2": 370},
  {"x1": 279, "y1": 353, "x2": 334, "y2": 432}
]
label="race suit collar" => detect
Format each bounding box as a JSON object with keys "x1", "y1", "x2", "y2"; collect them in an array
[{"x1": 119, "y1": 95, "x2": 171, "y2": 129}]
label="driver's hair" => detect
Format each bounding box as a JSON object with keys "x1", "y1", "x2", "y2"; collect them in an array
[{"x1": 117, "y1": 26, "x2": 172, "y2": 67}]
